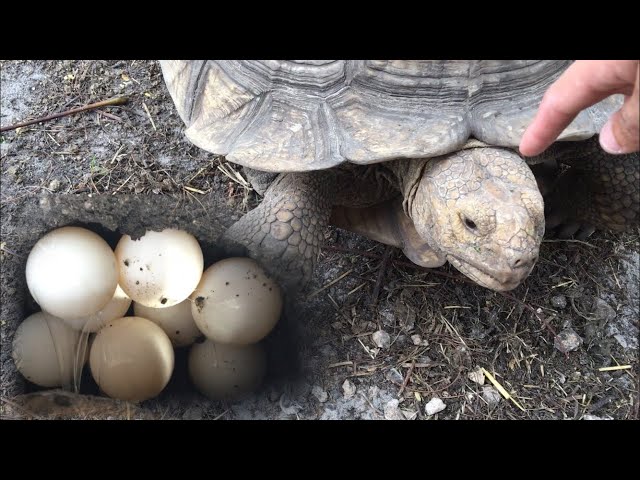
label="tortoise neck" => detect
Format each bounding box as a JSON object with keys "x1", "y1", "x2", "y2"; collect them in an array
[{"x1": 386, "y1": 158, "x2": 431, "y2": 220}]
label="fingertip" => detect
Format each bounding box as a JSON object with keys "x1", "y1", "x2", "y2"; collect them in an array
[
  {"x1": 599, "y1": 119, "x2": 623, "y2": 154},
  {"x1": 519, "y1": 130, "x2": 545, "y2": 157}
]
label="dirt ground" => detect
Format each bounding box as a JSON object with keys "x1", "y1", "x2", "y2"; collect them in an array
[{"x1": 1, "y1": 60, "x2": 638, "y2": 420}]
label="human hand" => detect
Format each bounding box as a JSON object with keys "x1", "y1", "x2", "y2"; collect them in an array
[{"x1": 519, "y1": 60, "x2": 639, "y2": 157}]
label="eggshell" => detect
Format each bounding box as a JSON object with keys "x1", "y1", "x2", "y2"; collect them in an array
[
  {"x1": 89, "y1": 316, "x2": 174, "y2": 402},
  {"x1": 12, "y1": 312, "x2": 83, "y2": 388},
  {"x1": 134, "y1": 298, "x2": 201, "y2": 347},
  {"x1": 63, "y1": 285, "x2": 131, "y2": 333},
  {"x1": 115, "y1": 229, "x2": 203, "y2": 308},
  {"x1": 191, "y1": 257, "x2": 282, "y2": 345},
  {"x1": 26, "y1": 226, "x2": 118, "y2": 320}
]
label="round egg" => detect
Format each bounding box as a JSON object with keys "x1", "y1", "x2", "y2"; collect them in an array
[
  {"x1": 191, "y1": 257, "x2": 282, "y2": 345},
  {"x1": 188, "y1": 339, "x2": 267, "y2": 400},
  {"x1": 134, "y1": 298, "x2": 202, "y2": 347},
  {"x1": 63, "y1": 285, "x2": 132, "y2": 333},
  {"x1": 12, "y1": 312, "x2": 83, "y2": 388},
  {"x1": 115, "y1": 229, "x2": 204, "y2": 308},
  {"x1": 89, "y1": 316, "x2": 174, "y2": 402},
  {"x1": 26, "y1": 226, "x2": 118, "y2": 320}
]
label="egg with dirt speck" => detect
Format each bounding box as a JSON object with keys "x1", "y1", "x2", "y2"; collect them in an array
[
  {"x1": 190, "y1": 257, "x2": 282, "y2": 345},
  {"x1": 115, "y1": 229, "x2": 203, "y2": 308}
]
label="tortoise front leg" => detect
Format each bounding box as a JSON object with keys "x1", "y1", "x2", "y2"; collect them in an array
[
  {"x1": 221, "y1": 171, "x2": 335, "y2": 293},
  {"x1": 543, "y1": 139, "x2": 639, "y2": 239}
]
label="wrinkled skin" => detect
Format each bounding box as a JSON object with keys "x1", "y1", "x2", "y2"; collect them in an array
[{"x1": 393, "y1": 147, "x2": 545, "y2": 291}]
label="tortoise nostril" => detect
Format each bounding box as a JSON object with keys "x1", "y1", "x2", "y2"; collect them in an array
[{"x1": 511, "y1": 254, "x2": 537, "y2": 269}]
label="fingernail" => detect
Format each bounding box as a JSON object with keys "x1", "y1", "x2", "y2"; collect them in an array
[{"x1": 599, "y1": 120, "x2": 623, "y2": 154}]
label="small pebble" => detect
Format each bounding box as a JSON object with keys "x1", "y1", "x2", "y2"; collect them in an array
[
  {"x1": 372, "y1": 330, "x2": 391, "y2": 349},
  {"x1": 554, "y1": 328, "x2": 583, "y2": 353},
  {"x1": 550, "y1": 295, "x2": 567, "y2": 309},
  {"x1": 401, "y1": 408, "x2": 418, "y2": 420},
  {"x1": 592, "y1": 298, "x2": 616, "y2": 322},
  {"x1": 386, "y1": 368, "x2": 403, "y2": 384},
  {"x1": 342, "y1": 379, "x2": 356, "y2": 399},
  {"x1": 379, "y1": 308, "x2": 395, "y2": 327},
  {"x1": 383, "y1": 399, "x2": 405, "y2": 420},
  {"x1": 468, "y1": 367, "x2": 485, "y2": 385},
  {"x1": 583, "y1": 414, "x2": 611, "y2": 421},
  {"x1": 425, "y1": 397, "x2": 446, "y2": 416},
  {"x1": 48, "y1": 178, "x2": 61, "y2": 192},
  {"x1": 311, "y1": 385, "x2": 328, "y2": 403},
  {"x1": 482, "y1": 386, "x2": 501, "y2": 406}
]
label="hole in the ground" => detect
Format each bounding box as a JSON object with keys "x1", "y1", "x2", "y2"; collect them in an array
[{"x1": 18, "y1": 218, "x2": 303, "y2": 404}]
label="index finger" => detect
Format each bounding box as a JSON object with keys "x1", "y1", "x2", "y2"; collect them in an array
[{"x1": 519, "y1": 60, "x2": 636, "y2": 157}]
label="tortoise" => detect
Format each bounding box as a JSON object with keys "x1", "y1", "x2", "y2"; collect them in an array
[{"x1": 160, "y1": 60, "x2": 639, "y2": 292}]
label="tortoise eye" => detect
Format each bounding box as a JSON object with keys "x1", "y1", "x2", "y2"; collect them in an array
[{"x1": 463, "y1": 217, "x2": 477, "y2": 230}]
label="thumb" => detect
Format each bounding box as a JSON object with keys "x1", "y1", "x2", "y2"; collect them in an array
[{"x1": 599, "y1": 69, "x2": 640, "y2": 154}]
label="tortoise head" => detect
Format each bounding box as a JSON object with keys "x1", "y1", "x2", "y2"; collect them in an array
[{"x1": 409, "y1": 147, "x2": 545, "y2": 291}]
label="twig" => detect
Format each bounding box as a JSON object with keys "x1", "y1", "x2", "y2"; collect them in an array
[
  {"x1": 398, "y1": 360, "x2": 416, "y2": 397},
  {"x1": 371, "y1": 245, "x2": 393, "y2": 306},
  {"x1": 328, "y1": 361, "x2": 354, "y2": 369},
  {"x1": 542, "y1": 238, "x2": 596, "y2": 248},
  {"x1": 183, "y1": 186, "x2": 207, "y2": 195},
  {"x1": 142, "y1": 101, "x2": 157, "y2": 131},
  {"x1": 481, "y1": 367, "x2": 526, "y2": 412},
  {"x1": 307, "y1": 269, "x2": 354, "y2": 299},
  {"x1": 0, "y1": 243, "x2": 24, "y2": 258},
  {"x1": 112, "y1": 173, "x2": 135, "y2": 195},
  {"x1": 96, "y1": 110, "x2": 123, "y2": 122},
  {"x1": 598, "y1": 365, "x2": 632, "y2": 372},
  {"x1": 213, "y1": 409, "x2": 229, "y2": 420},
  {"x1": 0, "y1": 96, "x2": 129, "y2": 132}
]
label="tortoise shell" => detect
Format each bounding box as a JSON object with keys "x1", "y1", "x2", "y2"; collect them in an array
[{"x1": 160, "y1": 60, "x2": 622, "y2": 172}]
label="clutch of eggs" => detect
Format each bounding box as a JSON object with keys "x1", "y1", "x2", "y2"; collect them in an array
[{"x1": 17, "y1": 225, "x2": 281, "y2": 402}]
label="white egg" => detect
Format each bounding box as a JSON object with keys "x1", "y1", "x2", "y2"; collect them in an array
[
  {"x1": 26, "y1": 226, "x2": 118, "y2": 320},
  {"x1": 134, "y1": 298, "x2": 201, "y2": 348},
  {"x1": 12, "y1": 312, "x2": 84, "y2": 388},
  {"x1": 62, "y1": 285, "x2": 132, "y2": 333},
  {"x1": 89, "y1": 316, "x2": 174, "y2": 402},
  {"x1": 115, "y1": 229, "x2": 204, "y2": 308},
  {"x1": 188, "y1": 339, "x2": 267, "y2": 401},
  {"x1": 191, "y1": 257, "x2": 282, "y2": 345}
]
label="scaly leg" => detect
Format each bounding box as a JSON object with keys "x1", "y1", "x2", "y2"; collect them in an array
[
  {"x1": 222, "y1": 171, "x2": 335, "y2": 292},
  {"x1": 543, "y1": 138, "x2": 639, "y2": 239}
]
